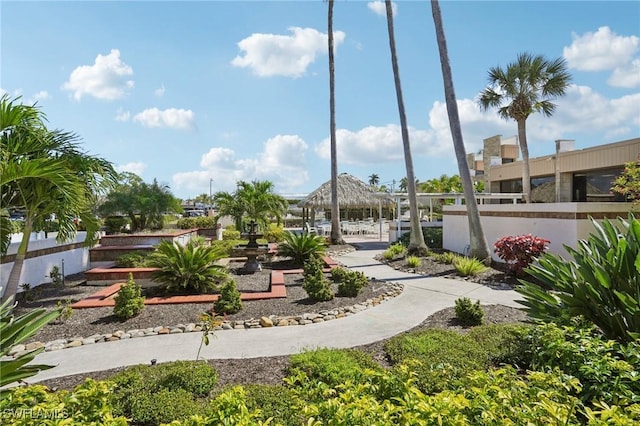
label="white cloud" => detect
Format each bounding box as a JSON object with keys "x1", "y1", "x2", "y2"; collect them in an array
[
  {"x1": 173, "y1": 134, "x2": 309, "y2": 194},
  {"x1": 563, "y1": 27, "x2": 640, "y2": 88},
  {"x1": 115, "y1": 108, "x2": 131, "y2": 122},
  {"x1": 116, "y1": 162, "x2": 147, "y2": 176},
  {"x1": 31, "y1": 91, "x2": 50, "y2": 102},
  {"x1": 563, "y1": 26, "x2": 639, "y2": 71},
  {"x1": 367, "y1": 1, "x2": 396, "y2": 17},
  {"x1": 231, "y1": 27, "x2": 345, "y2": 77},
  {"x1": 154, "y1": 84, "x2": 166, "y2": 97},
  {"x1": 608, "y1": 58, "x2": 640, "y2": 88},
  {"x1": 133, "y1": 107, "x2": 195, "y2": 129},
  {"x1": 62, "y1": 49, "x2": 134, "y2": 101},
  {"x1": 535, "y1": 84, "x2": 640, "y2": 138},
  {"x1": 314, "y1": 124, "x2": 443, "y2": 166}
]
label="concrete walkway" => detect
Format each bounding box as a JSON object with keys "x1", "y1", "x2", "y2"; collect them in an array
[{"x1": 28, "y1": 238, "x2": 523, "y2": 383}]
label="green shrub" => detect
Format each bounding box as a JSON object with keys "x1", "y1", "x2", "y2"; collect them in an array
[
  {"x1": 176, "y1": 216, "x2": 216, "y2": 230},
  {"x1": 454, "y1": 297, "x2": 484, "y2": 326},
  {"x1": 384, "y1": 329, "x2": 488, "y2": 393},
  {"x1": 209, "y1": 239, "x2": 238, "y2": 257},
  {"x1": 110, "y1": 360, "x2": 218, "y2": 424},
  {"x1": 1, "y1": 379, "x2": 128, "y2": 424},
  {"x1": 467, "y1": 323, "x2": 531, "y2": 367},
  {"x1": 103, "y1": 215, "x2": 129, "y2": 234},
  {"x1": 432, "y1": 251, "x2": 458, "y2": 264},
  {"x1": 242, "y1": 384, "x2": 303, "y2": 425},
  {"x1": 0, "y1": 293, "x2": 60, "y2": 396},
  {"x1": 330, "y1": 266, "x2": 349, "y2": 282},
  {"x1": 381, "y1": 243, "x2": 406, "y2": 260},
  {"x1": 278, "y1": 231, "x2": 327, "y2": 266},
  {"x1": 222, "y1": 228, "x2": 241, "y2": 240},
  {"x1": 114, "y1": 250, "x2": 149, "y2": 268},
  {"x1": 289, "y1": 348, "x2": 381, "y2": 388},
  {"x1": 302, "y1": 255, "x2": 333, "y2": 301},
  {"x1": 113, "y1": 273, "x2": 144, "y2": 320},
  {"x1": 453, "y1": 256, "x2": 488, "y2": 276},
  {"x1": 337, "y1": 270, "x2": 369, "y2": 297},
  {"x1": 518, "y1": 214, "x2": 640, "y2": 343},
  {"x1": 263, "y1": 223, "x2": 286, "y2": 243},
  {"x1": 399, "y1": 227, "x2": 443, "y2": 248},
  {"x1": 147, "y1": 239, "x2": 229, "y2": 294},
  {"x1": 405, "y1": 255, "x2": 421, "y2": 268},
  {"x1": 528, "y1": 322, "x2": 640, "y2": 407},
  {"x1": 213, "y1": 279, "x2": 242, "y2": 314}
]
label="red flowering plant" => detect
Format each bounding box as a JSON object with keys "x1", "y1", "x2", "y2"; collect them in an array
[{"x1": 494, "y1": 234, "x2": 550, "y2": 276}]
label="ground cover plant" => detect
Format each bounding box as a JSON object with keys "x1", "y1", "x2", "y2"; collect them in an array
[{"x1": 518, "y1": 214, "x2": 640, "y2": 343}]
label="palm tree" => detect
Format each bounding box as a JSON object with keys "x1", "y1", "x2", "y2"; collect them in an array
[
  {"x1": 1, "y1": 96, "x2": 117, "y2": 303},
  {"x1": 385, "y1": 0, "x2": 427, "y2": 255},
  {"x1": 214, "y1": 180, "x2": 287, "y2": 233},
  {"x1": 327, "y1": 0, "x2": 344, "y2": 245},
  {"x1": 431, "y1": 0, "x2": 490, "y2": 261},
  {"x1": 478, "y1": 52, "x2": 571, "y2": 203},
  {"x1": 368, "y1": 173, "x2": 380, "y2": 187}
]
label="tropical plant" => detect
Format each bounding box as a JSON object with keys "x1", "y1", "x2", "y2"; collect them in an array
[
  {"x1": 337, "y1": 269, "x2": 368, "y2": 297},
  {"x1": 405, "y1": 255, "x2": 421, "y2": 268},
  {"x1": 453, "y1": 256, "x2": 489, "y2": 276},
  {"x1": 494, "y1": 234, "x2": 550, "y2": 275},
  {"x1": 399, "y1": 227, "x2": 443, "y2": 249},
  {"x1": 113, "y1": 273, "x2": 145, "y2": 320},
  {"x1": 114, "y1": 250, "x2": 149, "y2": 268},
  {"x1": 262, "y1": 222, "x2": 286, "y2": 243},
  {"x1": 197, "y1": 312, "x2": 223, "y2": 361},
  {"x1": 98, "y1": 172, "x2": 182, "y2": 232},
  {"x1": 384, "y1": 0, "x2": 427, "y2": 256},
  {"x1": 433, "y1": 251, "x2": 458, "y2": 264},
  {"x1": 277, "y1": 231, "x2": 326, "y2": 265},
  {"x1": 214, "y1": 279, "x2": 242, "y2": 314},
  {"x1": 478, "y1": 52, "x2": 572, "y2": 203},
  {"x1": 612, "y1": 159, "x2": 640, "y2": 206},
  {"x1": 0, "y1": 291, "x2": 60, "y2": 396},
  {"x1": 368, "y1": 173, "x2": 380, "y2": 187},
  {"x1": 147, "y1": 239, "x2": 229, "y2": 294},
  {"x1": 213, "y1": 180, "x2": 287, "y2": 233},
  {"x1": 303, "y1": 255, "x2": 333, "y2": 301},
  {"x1": 454, "y1": 297, "x2": 484, "y2": 326},
  {"x1": 1, "y1": 95, "x2": 117, "y2": 303},
  {"x1": 517, "y1": 215, "x2": 640, "y2": 343},
  {"x1": 431, "y1": 0, "x2": 491, "y2": 261}
]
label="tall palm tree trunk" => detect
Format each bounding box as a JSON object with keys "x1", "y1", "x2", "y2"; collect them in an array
[
  {"x1": 2, "y1": 215, "x2": 34, "y2": 303},
  {"x1": 385, "y1": 0, "x2": 427, "y2": 255},
  {"x1": 518, "y1": 119, "x2": 532, "y2": 203},
  {"x1": 431, "y1": 0, "x2": 490, "y2": 261},
  {"x1": 328, "y1": 0, "x2": 344, "y2": 244}
]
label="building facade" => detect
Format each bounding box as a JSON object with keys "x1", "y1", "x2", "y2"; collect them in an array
[{"x1": 468, "y1": 136, "x2": 640, "y2": 203}]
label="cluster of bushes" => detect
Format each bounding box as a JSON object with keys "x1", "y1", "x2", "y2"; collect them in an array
[
  {"x1": 114, "y1": 250, "x2": 150, "y2": 268},
  {"x1": 176, "y1": 216, "x2": 216, "y2": 230},
  {"x1": 398, "y1": 227, "x2": 443, "y2": 249},
  {"x1": 277, "y1": 231, "x2": 326, "y2": 265},
  {"x1": 5, "y1": 321, "x2": 637, "y2": 425}
]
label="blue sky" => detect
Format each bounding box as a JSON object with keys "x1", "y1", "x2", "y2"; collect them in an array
[{"x1": 2, "y1": 0, "x2": 639, "y2": 200}]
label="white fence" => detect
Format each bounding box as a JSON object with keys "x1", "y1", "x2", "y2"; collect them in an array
[
  {"x1": 1, "y1": 232, "x2": 91, "y2": 296},
  {"x1": 443, "y1": 202, "x2": 634, "y2": 261}
]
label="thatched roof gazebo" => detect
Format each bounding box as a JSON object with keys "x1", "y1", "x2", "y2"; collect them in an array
[{"x1": 298, "y1": 173, "x2": 394, "y2": 222}]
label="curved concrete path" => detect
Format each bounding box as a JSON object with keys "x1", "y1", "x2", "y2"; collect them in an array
[{"x1": 27, "y1": 240, "x2": 523, "y2": 383}]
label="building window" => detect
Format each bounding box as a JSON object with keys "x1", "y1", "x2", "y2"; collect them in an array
[
  {"x1": 530, "y1": 176, "x2": 555, "y2": 203},
  {"x1": 573, "y1": 167, "x2": 624, "y2": 202}
]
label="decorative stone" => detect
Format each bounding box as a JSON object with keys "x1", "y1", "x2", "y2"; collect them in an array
[
  {"x1": 25, "y1": 342, "x2": 44, "y2": 351},
  {"x1": 312, "y1": 318, "x2": 324, "y2": 323},
  {"x1": 65, "y1": 340, "x2": 82, "y2": 348},
  {"x1": 276, "y1": 319, "x2": 289, "y2": 326},
  {"x1": 259, "y1": 317, "x2": 273, "y2": 327},
  {"x1": 9, "y1": 344, "x2": 25, "y2": 356},
  {"x1": 82, "y1": 338, "x2": 96, "y2": 345},
  {"x1": 158, "y1": 328, "x2": 170, "y2": 334},
  {"x1": 169, "y1": 328, "x2": 183, "y2": 334},
  {"x1": 119, "y1": 333, "x2": 131, "y2": 339}
]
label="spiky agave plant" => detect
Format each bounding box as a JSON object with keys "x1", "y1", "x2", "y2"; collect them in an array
[
  {"x1": 147, "y1": 239, "x2": 229, "y2": 294},
  {"x1": 0, "y1": 292, "x2": 60, "y2": 396}
]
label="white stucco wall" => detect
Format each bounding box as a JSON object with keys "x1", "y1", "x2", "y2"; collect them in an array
[
  {"x1": 1, "y1": 232, "x2": 91, "y2": 296},
  {"x1": 443, "y1": 203, "x2": 633, "y2": 260}
]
